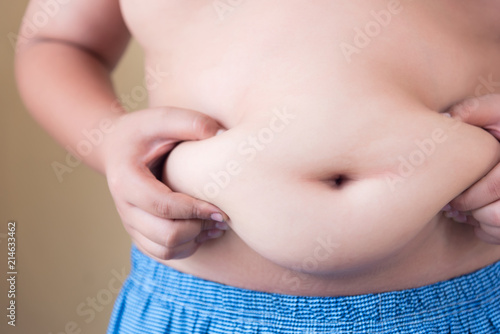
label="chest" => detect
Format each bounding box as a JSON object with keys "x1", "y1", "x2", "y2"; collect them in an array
[{"x1": 120, "y1": 0, "x2": 499, "y2": 120}]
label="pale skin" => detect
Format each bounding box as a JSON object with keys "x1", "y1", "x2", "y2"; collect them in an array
[{"x1": 15, "y1": 0, "x2": 500, "y2": 296}]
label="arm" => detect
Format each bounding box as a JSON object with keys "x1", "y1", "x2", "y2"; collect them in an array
[
  {"x1": 15, "y1": 0, "x2": 130, "y2": 172},
  {"x1": 16, "y1": 0, "x2": 229, "y2": 260}
]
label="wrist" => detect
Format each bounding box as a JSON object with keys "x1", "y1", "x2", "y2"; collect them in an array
[{"x1": 78, "y1": 112, "x2": 125, "y2": 175}]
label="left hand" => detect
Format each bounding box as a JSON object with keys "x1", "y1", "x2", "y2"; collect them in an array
[{"x1": 444, "y1": 94, "x2": 500, "y2": 244}]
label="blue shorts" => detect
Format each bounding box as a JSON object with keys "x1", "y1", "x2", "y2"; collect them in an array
[{"x1": 107, "y1": 245, "x2": 500, "y2": 333}]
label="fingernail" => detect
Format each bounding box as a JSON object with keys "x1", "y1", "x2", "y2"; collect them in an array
[
  {"x1": 443, "y1": 112, "x2": 452, "y2": 118},
  {"x1": 444, "y1": 210, "x2": 460, "y2": 219},
  {"x1": 453, "y1": 213, "x2": 468, "y2": 223},
  {"x1": 442, "y1": 204, "x2": 452, "y2": 212},
  {"x1": 215, "y1": 221, "x2": 229, "y2": 230},
  {"x1": 208, "y1": 229, "x2": 224, "y2": 238},
  {"x1": 211, "y1": 213, "x2": 224, "y2": 222},
  {"x1": 216, "y1": 129, "x2": 226, "y2": 136}
]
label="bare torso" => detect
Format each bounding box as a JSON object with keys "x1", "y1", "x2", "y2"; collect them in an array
[{"x1": 120, "y1": 0, "x2": 500, "y2": 296}]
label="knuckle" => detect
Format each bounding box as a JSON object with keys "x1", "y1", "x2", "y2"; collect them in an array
[
  {"x1": 107, "y1": 174, "x2": 121, "y2": 193},
  {"x1": 107, "y1": 169, "x2": 130, "y2": 196},
  {"x1": 486, "y1": 178, "x2": 500, "y2": 202},
  {"x1": 200, "y1": 219, "x2": 210, "y2": 231},
  {"x1": 191, "y1": 204, "x2": 204, "y2": 220},
  {"x1": 153, "y1": 199, "x2": 172, "y2": 218},
  {"x1": 457, "y1": 99, "x2": 476, "y2": 120},
  {"x1": 155, "y1": 246, "x2": 176, "y2": 260},
  {"x1": 490, "y1": 208, "x2": 500, "y2": 226},
  {"x1": 163, "y1": 230, "x2": 183, "y2": 248},
  {"x1": 453, "y1": 197, "x2": 469, "y2": 212}
]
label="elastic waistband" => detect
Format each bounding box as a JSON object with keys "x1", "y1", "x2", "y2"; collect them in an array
[{"x1": 128, "y1": 245, "x2": 500, "y2": 332}]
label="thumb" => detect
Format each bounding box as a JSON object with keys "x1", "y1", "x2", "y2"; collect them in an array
[
  {"x1": 137, "y1": 107, "x2": 226, "y2": 142},
  {"x1": 448, "y1": 94, "x2": 500, "y2": 138}
]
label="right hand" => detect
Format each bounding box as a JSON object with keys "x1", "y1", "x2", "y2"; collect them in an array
[{"x1": 103, "y1": 107, "x2": 230, "y2": 260}]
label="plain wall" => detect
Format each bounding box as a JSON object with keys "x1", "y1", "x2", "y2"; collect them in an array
[{"x1": 1, "y1": 1, "x2": 147, "y2": 333}]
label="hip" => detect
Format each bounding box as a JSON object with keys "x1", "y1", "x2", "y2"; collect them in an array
[{"x1": 108, "y1": 243, "x2": 500, "y2": 334}]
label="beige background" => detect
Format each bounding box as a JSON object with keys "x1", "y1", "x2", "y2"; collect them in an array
[{"x1": 1, "y1": 1, "x2": 146, "y2": 333}]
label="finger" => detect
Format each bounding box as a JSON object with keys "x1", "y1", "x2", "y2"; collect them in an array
[
  {"x1": 195, "y1": 229, "x2": 226, "y2": 243},
  {"x1": 474, "y1": 227, "x2": 500, "y2": 245},
  {"x1": 119, "y1": 169, "x2": 229, "y2": 221},
  {"x1": 471, "y1": 202, "x2": 500, "y2": 230},
  {"x1": 450, "y1": 163, "x2": 500, "y2": 211},
  {"x1": 123, "y1": 207, "x2": 221, "y2": 247},
  {"x1": 129, "y1": 228, "x2": 200, "y2": 260},
  {"x1": 448, "y1": 94, "x2": 500, "y2": 138},
  {"x1": 467, "y1": 203, "x2": 500, "y2": 244},
  {"x1": 131, "y1": 107, "x2": 226, "y2": 142},
  {"x1": 463, "y1": 215, "x2": 480, "y2": 227}
]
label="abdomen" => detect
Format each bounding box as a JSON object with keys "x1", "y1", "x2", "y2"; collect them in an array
[{"x1": 164, "y1": 104, "x2": 500, "y2": 275}]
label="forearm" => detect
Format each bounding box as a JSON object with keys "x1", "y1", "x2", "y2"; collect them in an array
[{"x1": 15, "y1": 39, "x2": 126, "y2": 174}]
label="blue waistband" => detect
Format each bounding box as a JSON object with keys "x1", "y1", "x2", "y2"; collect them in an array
[{"x1": 108, "y1": 245, "x2": 500, "y2": 333}]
